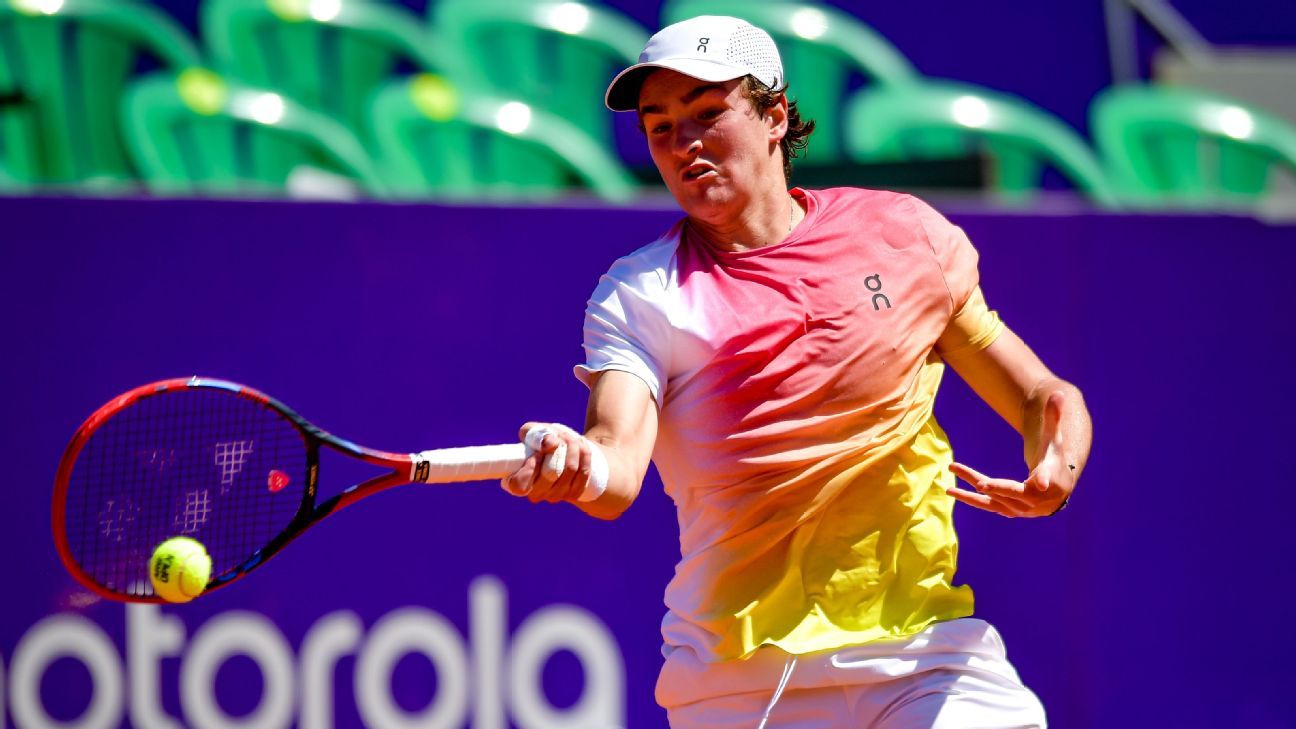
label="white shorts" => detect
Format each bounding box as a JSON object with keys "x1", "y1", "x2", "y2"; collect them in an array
[{"x1": 658, "y1": 619, "x2": 1046, "y2": 729}]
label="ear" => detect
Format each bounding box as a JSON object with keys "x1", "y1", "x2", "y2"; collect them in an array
[{"x1": 767, "y1": 94, "x2": 790, "y2": 145}]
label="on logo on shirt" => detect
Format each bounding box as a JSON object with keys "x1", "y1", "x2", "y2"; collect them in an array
[{"x1": 865, "y1": 274, "x2": 892, "y2": 310}]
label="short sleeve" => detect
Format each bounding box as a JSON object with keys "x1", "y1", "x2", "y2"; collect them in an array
[
  {"x1": 573, "y1": 255, "x2": 671, "y2": 407},
  {"x1": 909, "y1": 195, "x2": 980, "y2": 311},
  {"x1": 936, "y1": 285, "x2": 1005, "y2": 357}
]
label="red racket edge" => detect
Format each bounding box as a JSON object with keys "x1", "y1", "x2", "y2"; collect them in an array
[{"x1": 52, "y1": 377, "x2": 417, "y2": 603}]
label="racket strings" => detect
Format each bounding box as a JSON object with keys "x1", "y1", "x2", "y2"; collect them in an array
[{"x1": 65, "y1": 388, "x2": 309, "y2": 597}]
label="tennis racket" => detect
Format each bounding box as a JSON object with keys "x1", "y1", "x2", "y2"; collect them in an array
[{"x1": 52, "y1": 377, "x2": 605, "y2": 603}]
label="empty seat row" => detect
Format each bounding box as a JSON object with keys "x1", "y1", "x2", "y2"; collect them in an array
[{"x1": 2, "y1": 0, "x2": 1293, "y2": 208}]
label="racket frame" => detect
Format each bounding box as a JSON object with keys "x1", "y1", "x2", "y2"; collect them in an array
[{"x1": 53, "y1": 377, "x2": 424, "y2": 603}]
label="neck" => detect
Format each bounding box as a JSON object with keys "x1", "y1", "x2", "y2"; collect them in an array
[{"x1": 687, "y1": 187, "x2": 804, "y2": 253}]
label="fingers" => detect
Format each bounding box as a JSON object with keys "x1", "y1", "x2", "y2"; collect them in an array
[
  {"x1": 542, "y1": 438, "x2": 568, "y2": 483},
  {"x1": 949, "y1": 462, "x2": 1030, "y2": 498},
  {"x1": 535, "y1": 432, "x2": 594, "y2": 504},
  {"x1": 948, "y1": 462, "x2": 1058, "y2": 518},
  {"x1": 500, "y1": 460, "x2": 536, "y2": 497},
  {"x1": 503, "y1": 422, "x2": 551, "y2": 498},
  {"x1": 542, "y1": 429, "x2": 591, "y2": 503},
  {"x1": 503, "y1": 422, "x2": 593, "y2": 504},
  {"x1": 945, "y1": 487, "x2": 1027, "y2": 518}
]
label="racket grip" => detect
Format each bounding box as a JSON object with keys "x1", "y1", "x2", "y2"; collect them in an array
[
  {"x1": 410, "y1": 428, "x2": 608, "y2": 502},
  {"x1": 410, "y1": 443, "x2": 530, "y2": 483}
]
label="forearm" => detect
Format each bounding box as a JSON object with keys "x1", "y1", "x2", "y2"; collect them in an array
[{"x1": 572, "y1": 370, "x2": 658, "y2": 520}]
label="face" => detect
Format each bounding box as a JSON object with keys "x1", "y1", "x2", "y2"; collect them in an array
[{"x1": 637, "y1": 70, "x2": 787, "y2": 222}]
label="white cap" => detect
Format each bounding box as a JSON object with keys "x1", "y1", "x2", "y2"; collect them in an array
[{"x1": 605, "y1": 15, "x2": 785, "y2": 111}]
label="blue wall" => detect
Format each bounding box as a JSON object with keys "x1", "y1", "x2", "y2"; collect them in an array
[{"x1": 2, "y1": 195, "x2": 1295, "y2": 727}]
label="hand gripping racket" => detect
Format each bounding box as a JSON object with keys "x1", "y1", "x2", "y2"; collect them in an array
[{"x1": 52, "y1": 377, "x2": 606, "y2": 603}]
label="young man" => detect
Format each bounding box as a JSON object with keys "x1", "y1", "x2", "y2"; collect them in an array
[{"x1": 503, "y1": 15, "x2": 1091, "y2": 728}]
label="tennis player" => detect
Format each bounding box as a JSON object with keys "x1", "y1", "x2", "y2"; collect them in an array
[{"x1": 504, "y1": 15, "x2": 1091, "y2": 728}]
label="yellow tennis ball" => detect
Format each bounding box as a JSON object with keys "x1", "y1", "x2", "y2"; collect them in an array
[{"x1": 149, "y1": 537, "x2": 212, "y2": 603}]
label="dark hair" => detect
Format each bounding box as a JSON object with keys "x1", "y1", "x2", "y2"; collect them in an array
[{"x1": 739, "y1": 76, "x2": 816, "y2": 181}]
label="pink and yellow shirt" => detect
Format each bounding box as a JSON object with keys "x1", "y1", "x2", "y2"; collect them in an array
[{"x1": 576, "y1": 187, "x2": 1004, "y2": 663}]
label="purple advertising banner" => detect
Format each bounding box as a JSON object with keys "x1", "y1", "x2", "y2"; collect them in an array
[{"x1": 1, "y1": 195, "x2": 1294, "y2": 728}]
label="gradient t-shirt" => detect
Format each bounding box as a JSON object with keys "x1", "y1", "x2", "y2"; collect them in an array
[{"x1": 576, "y1": 187, "x2": 1004, "y2": 663}]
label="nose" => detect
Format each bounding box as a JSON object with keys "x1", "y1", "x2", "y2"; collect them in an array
[{"x1": 672, "y1": 123, "x2": 704, "y2": 159}]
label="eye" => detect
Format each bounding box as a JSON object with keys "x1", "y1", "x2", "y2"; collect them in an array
[
  {"x1": 650, "y1": 121, "x2": 671, "y2": 135},
  {"x1": 698, "y1": 108, "x2": 722, "y2": 121}
]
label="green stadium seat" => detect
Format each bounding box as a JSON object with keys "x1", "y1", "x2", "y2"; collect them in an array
[
  {"x1": 0, "y1": 158, "x2": 22, "y2": 190},
  {"x1": 202, "y1": 0, "x2": 470, "y2": 148},
  {"x1": 1091, "y1": 84, "x2": 1296, "y2": 208},
  {"x1": 845, "y1": 81, "x2": 1119, "y2": 206},
  {"x1": 367, "y1": 73, "x2": 637, "y2": 202},
  {"x1": 122, "y1": 68, "x2": 385, "y2": 198},
  {"x1": 662, "y1": 0, "x2": 920, "y2": 162},
  {"x1": 0, "y1": 0, "x2": 201, "y2": 187},
  {"x1": 431, "y1": 0, "x2": 647, "y2": 152}
]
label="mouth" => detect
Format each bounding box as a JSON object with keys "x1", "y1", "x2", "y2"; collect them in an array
[{"x1": 681, "y1": 164, "x2": 716, "y2": 183}]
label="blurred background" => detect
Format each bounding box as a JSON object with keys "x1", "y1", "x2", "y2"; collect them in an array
[
  {"x1": 1, "y1": 0, "x2": 1295, "y2": 209},
  {"x1": 2, "y1": 1, "x2": 1295, "y2": 728}
]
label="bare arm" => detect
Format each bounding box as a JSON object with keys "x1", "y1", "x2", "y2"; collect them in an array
[
  {"x1": 940, "y1": 326, "x2": 1093, "y2": 517},
  {"x1": 503, "y1": 370, "x2": 658, "y2": 520}
]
